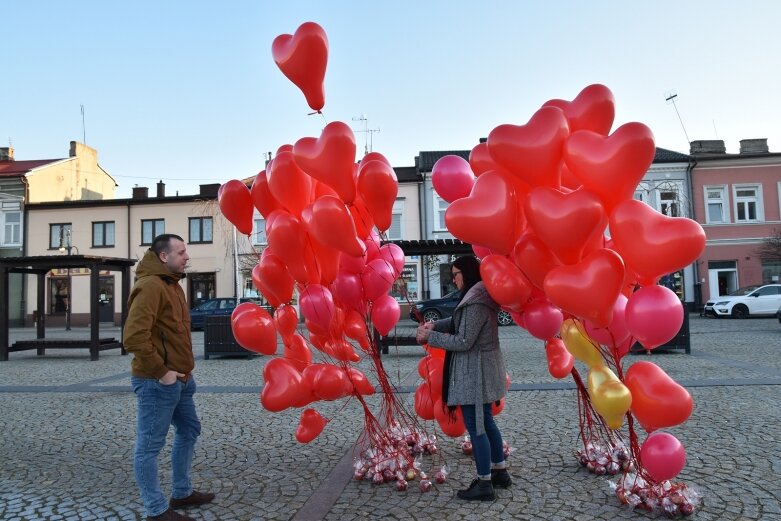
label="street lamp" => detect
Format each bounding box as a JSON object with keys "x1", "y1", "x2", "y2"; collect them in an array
[{"x1": 59, "y1": 228, "x2": 79, "y2": 330}]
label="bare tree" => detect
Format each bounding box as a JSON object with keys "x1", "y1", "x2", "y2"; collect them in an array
[{"x1": 756, "y1": 228, "x2": 781, "y2": 261}]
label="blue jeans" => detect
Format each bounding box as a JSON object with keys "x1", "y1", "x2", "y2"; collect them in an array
[
  {"x1": 132, "y1": 376, "x2": 201, "y2": 517},
  {"x1": 460, "y1": 403, "x2": 505, "y2": 477}
]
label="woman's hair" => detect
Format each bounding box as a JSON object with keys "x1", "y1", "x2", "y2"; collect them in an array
[{"x1": 452, "y1": 255, "x2": 482, "y2": 300}]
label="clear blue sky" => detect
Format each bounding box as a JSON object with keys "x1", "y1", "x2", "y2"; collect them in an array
[{"x1": 4, "y1": 1, "x2": 780, "y2": 198}]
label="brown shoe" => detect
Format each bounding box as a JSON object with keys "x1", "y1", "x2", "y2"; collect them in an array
[
  {"x1": 170, "y1": 490, "x2": 215, "y2": 509},
  {"x1": 147, "y1": 507, "x2": 195, "y2": 520}
]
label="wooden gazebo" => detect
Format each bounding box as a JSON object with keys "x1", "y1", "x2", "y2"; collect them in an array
[{"x1": 0, "y1": 255, "x2": 137, "y2": 361}]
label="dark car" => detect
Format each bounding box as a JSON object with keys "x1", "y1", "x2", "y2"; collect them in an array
[
  {"x1": 409, "y1": 290, "x2": 514, "y2": 326},
  {"x1": 189, "y1": 297, "x2": 264, "y2": 330}
]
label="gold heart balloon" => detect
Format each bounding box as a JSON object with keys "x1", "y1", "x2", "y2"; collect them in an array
[
  {"x1": 561, "y1": 318, "x2": 603, "y2": 367},
  {"x1": 588, "y1": 364, "x2": 632, "y2": 429}
]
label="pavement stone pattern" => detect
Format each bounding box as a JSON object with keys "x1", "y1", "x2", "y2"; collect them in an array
[{"x1": 0, "y1": 315, "x2": 780, "y2": 520}]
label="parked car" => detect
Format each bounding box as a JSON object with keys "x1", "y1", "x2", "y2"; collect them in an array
[
  {"x1": 409, "y1": 290, "x2": 514, "y2": 326},
  {"x1": 702, "y1": 284, "x2": 781, "y2": 318},
  {"x1": 777, "y1": 305, "x2": 781, "y2": 324},
  {"x1": 189, "y1": 297, "x2": 265, "y2": 330}
]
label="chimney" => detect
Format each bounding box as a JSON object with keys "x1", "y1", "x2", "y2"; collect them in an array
[
  {"x1": 132, "y1": 186, "x2": 149, "y2": 199},
  {"x1": 689, "y1": 140, "x2": 726, "y2": 155},
  {"x1": 739, "y1": 138, "x2": 769, "y2": 154},
  {"x1": 156, "y1": 180, "x2": 165, "y2": 197},
  {"x1": 199, "y1": 183, "x2": 220, "y2": 197},
  {"x1": 0, "y1": 147, "x2": 14, "y2": 161}
]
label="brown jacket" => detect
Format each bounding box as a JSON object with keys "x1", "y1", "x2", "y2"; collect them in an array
[{"x1": 124, "y1": 249, "x2": 193, "y2": 379}]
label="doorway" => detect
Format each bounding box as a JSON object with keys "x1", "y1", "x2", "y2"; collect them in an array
[
  {"x1": 188, "y1": 272, "x2": 216, "y2": 309},
  {"x1": 99, "y1": 276, "x2": 115, "y2": 323},
  {"x1": 707, "y1": 261, "x2": 737, "y2": 300}
]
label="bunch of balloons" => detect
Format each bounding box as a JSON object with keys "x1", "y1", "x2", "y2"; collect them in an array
[
  {"x1": 218, "y1": 22, "x2": 411, "y2": 446},
  {"x1": 431, "y1": 84, "x2": 703, "y2": 514}
]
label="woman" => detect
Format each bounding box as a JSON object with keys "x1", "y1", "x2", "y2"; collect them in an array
[{"x1": 416, "y1": 255, "x2": 511, "y2": 501}]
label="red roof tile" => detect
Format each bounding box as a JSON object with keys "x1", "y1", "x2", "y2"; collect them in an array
[{"x1": 0, "y1": 159, "x2": 64, "y2": 176}]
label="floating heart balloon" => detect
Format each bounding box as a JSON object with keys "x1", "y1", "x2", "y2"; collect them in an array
[
  {"x1": 331, "y1": 271, "x2": 365, "y2": 312},
  {"x1": 625, "y1": 361, "x2": 693, "y2": 432},
  {"x1": 299, "y1": 284, "x2": 336, "y2": 333},
  {"x1": 487, "y1": 106, "x2": 570, "y2": 188},
  {"x1": 525, "y1": 187, "x2": 607, "y2": 265},
  {"x1": 347, "y1": 367, "x2": 375, "y2": 396},
  {"x1": 294, "y1": 121, "x2": 357, "y2": 204},
  {"x1": 295, "y1": 408, "x2": 327, "y2": 443},
  {"x1": 544, "y1": 249, "x2": 625, "y2": 327},
  {"x1": 433, "y1": 400, "x2": 466, "y2": 438},
  {"x1": 283, "y1": 333, "x2": 312, "y2": 372},
  {"x1": 584, "y1": 294, "x2": 631, "y2": 348},
  {"x1": 357, "y1": 159, "x2": 398, "y2": 231},
  {"x1": 560, "y1": 318, "x2": 603, "y2": 368},
  {"x1": 545, "y1": 338, "x2": 574, "y2": 379},
  {"x1": 252, "y1": 254, "x2": 294, "y2": 308},
  {"x1": 610, "y1": 199, "x2": 706, "y2": 285},
  {"x1": 348, "y1": 196, "x2": 375, "y2": 239},
  {"x1": 230, "y1": 303, "x2": 277, "y2": 355},
  {"x1": 414, "y1": 384, "x2": 435, "y2": 420},
  {"x1": 274, "y1": 305, "x2": 299, "y2": 341},
  {"x1": 361, "y1": 258, "x2": 396, "y2": 302},
  {"x1": 511, "y1": 232, "x2": 562, "y2": 290},
  {"x1": 640, "y1": 432, "x2": 686, "y2": 482},
  {"x1": 542, "y1": 84, "x2": 615, "y2": 135},
  {"x1": 563, "y1": 122, "x2": 656, "y2": 213},
  {"x1": 480, "y1": 254, "x2": 533, "y2": 311},
  {"x1": 250, "y1": 170, "x2": 282, "y2": 219},
  {"x1": 588, "y1": 364, "x2": 632, "y2": 430},
  {"x1": 378, "y1": 243, "x2": 406, "y2": 278},
  {"x1": 523, "y1": 298, "x2": 563, "y2": 340},
  {"x1": 445, "y1": 171, "x2": 520, "y2": 254},
  {"x1": 268, "y1": 150, "x2": 312, "y2": 217},
  {"x1": 371, "y1": 293, "x2": 401, "y2": 336},
  {"x1": 271, "y1": 22, "x2": 328, "y2": 111},
  {"x1": 260, "y1": 357, "x2": 304, "y2": 412},
  {"x1": 266, "y1": 210, "x2": 318, "y2": 284},
  {"x1": 625, "y1": 285, "x2": 684, "y2": 349},
  {"x1": 304, "y1": 363, "x2": 353, "y2": 401},
  {"x1": 431, "y1": 154, "x2": 475, "y2": 202},
  {"x1": 218, "y1": 180, "x2": 254, "y2": 235},
  {"x1": 469, "y1": 142, "x2": 513, "y2": 177},
  {"x1": 307, "y1": 195, "x2": 365, "y2": 257}
]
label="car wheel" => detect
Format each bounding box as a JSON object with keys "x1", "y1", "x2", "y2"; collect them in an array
[
  {"x1": 497, "y1": 310, "x2": 514, "y2": 326},
  {"x1": 422, "y1": 309, "x2": 441, "y2": 323},
  {"x1": 731, "y1": 305, "x2": 749, "y2": 319}
]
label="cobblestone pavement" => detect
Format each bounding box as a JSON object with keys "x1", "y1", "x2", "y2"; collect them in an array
[{"x1": 1, "y1": 315, "x2": 780, "y2": 520}]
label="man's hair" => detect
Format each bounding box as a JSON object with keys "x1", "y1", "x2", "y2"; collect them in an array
[{"x1": 151, "y1": 234, "x2": 184, "y2": 256}]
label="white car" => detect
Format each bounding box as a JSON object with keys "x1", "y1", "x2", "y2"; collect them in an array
[{"x1": 703, "y1": 284, "x2": 781, "y2": 318}]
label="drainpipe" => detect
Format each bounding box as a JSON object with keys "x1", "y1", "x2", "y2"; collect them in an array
[
  {"x1": 686, "y1": 156, "x2": 702, "y2": 311},
  {"x1": 419, "y1": 164, "x2": 429, "y2": 300}
]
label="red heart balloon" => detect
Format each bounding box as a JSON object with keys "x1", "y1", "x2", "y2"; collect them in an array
[
  {"x1": 307, "y1": 195, "x2": 364, "y2": 257},
  {"x1": 433, "y1": 400, "x2": 466, "y2": 438},
  {"x1": 479, "y1": 254, "x2": 533, "y2": 310},
  {"x1": 348, "y1": 196, "x2": 375, "y2": 240},
  {"x1": 625, "y1": 361, "x2": 693, "y2": 432},
  {"x1": 525, "y1": 187, "x2": 607, "y2": 265},
  {"x1": 543, "y1": 84, "x2": 615, "y2": 135},
  {"x1": 295, "y1": 408, "x2": 327, "y2": 443},
  {"x1": 294, "y1": 121, "x2": 357, "y2": 204},
  {"x1": 260, "y1": 357, "x2": 303, "y2": 412},
  {"x1": 230, "y1": 303, "x2": 277, "y2": 355},
  {"x1": 218, "y1": 180, "x2": 254, "y2": 235},
  {"x1": 469, "y1": 142, "x2": 512, "y2": 177},
  {"x1": 283, "y1": 333, "x2": 311, "y2": 372},
  {"x1": 356, "y1": 159, "x2": 398, "y2": 231},
  {"x1": 266, "y1": 211, "x2": 319, "y2": 285},
  {"x1": 274, "y1": 305, "x2": 299, "y2": 340},
  {"x1": 268, "y1": 150, "x2": 312, "y2": 217},
  {"x1": 252, "y1": 254, "x2": 294, "y2": 308},
  {"x1": 250, "y1": 169, "x2": 282, "y2": 219},
  {"x1": 414, "y1": 384, "x2": 435, "y2": 420},
  {"x1": 271, "y1": 22, "x2": 328, "y2": 111},
  {"x1": 445, "y1": 171, "x2": 520, "y2": 254},
  {"x1": 563, "y1": 122, "x2": 656, "y2": 213},
  {"x1": 511, "y1": 232, "x2": 562, "y2": 290},
  {"x1": 303, "y1": 363, "x2": 353, "y2": 401},
  {"x1": 544, "y1": 338, "x2": 574, "y2": 379},
  {"x1": 610, "y1": 199, "x2": 706, "y2": 285},
  {"x1": 487, "y1": 106, "x2": 570, "y2": 188},
  {"x1": 543, "y1": 248, "x2": 625, "y2": 327},
  {"x1": 347, "y1": 367, "x2": 375, "y2": 396}
]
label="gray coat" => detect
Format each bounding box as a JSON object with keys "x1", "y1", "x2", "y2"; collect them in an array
[{"x1": 427, "y1": 281, "x2": 507, "y2": 435}]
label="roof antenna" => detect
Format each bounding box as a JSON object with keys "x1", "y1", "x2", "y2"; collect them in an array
[
  {"x1": 80, "y1": 104, "x2": 87, "y2": 144},
  {"x1": 664, "y1": 90, "x2": 690, "y2": 145},
  {"x1": 352, "y1": 114, "x2": 380, "y2": 156}
]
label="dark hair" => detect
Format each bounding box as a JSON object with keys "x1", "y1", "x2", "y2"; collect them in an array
[
  {"x1": 452, "y1": 255, "x2": 481, "y2": 300},
  {"x1": 151, "y1": 234, "x2": 184, "y2": 256}
]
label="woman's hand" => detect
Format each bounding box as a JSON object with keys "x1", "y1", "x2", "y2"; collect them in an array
[{"x1": 416, "y1": 324, "x2": 432, "y2": 344}]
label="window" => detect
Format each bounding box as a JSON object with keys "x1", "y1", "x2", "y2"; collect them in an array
[
  {"x1": 733, "y1": 185, "x2": 763, "y2": 222},
  {"x1": 189, "y1": 217, "x2": 213, "y2": 244},
  {"x1": 434, "y1": 194, "x2": 448, "y2": 231},
  {"x1": 49, "y1": 223, "x2": 72, "y2": 249},
  {"x1": 253, "y1": 218, "x2": 267, "y2": 246},
  {"x1": 3, "y1": 211, "x2": 20, "y2": 245},
  {"x1": 387, "y1": 200, "x2": 404, "y2": 240},
  {"x1": 704, "y1": 186, "x2": 728, "y2": 224},
  {"x1": 141, "y1": 219, "x2": 165, "y2": 245},
  {"x1": 656, "y1": 183, "x2": 683, "y2": 217},
  {"x1": 92, "y1": 221, "x2": 115, "y2": 247}
]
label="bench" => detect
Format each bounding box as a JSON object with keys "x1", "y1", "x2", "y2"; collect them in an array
[
  {"x1": 10, "y1": 338, "x2": 123, "y2": 361},
  {"x1": 375, "y1": 327, "x2": 419, "y2": 355}
]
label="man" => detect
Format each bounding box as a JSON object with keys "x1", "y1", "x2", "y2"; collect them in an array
[{"x1": 125, "y1": 234, "x2": 214, "y2": 521}]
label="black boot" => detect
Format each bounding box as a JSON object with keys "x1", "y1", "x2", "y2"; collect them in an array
[
  {"x1": 456, "y1": 478, "x2": 495, "y2": 501},
  {"x1": 491, "y1": 468, "x2": 512, "y2": 488}
]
